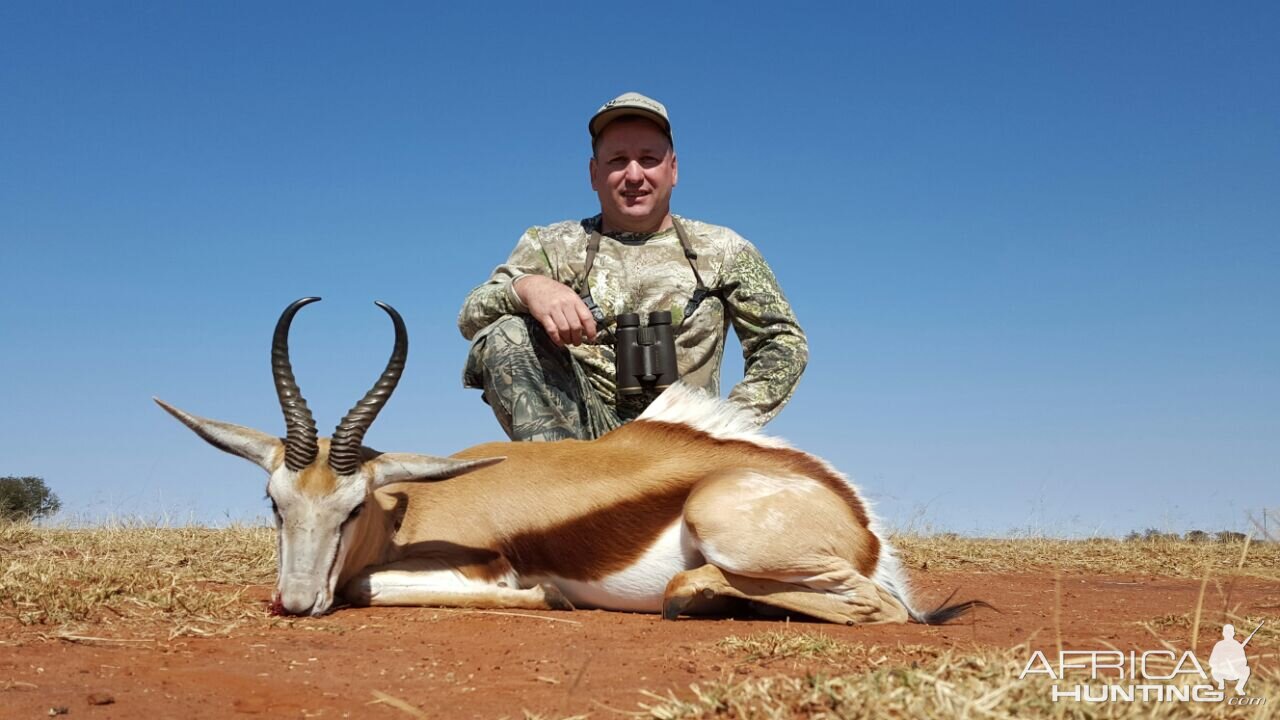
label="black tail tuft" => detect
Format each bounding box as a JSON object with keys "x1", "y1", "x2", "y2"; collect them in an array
[{"x1": 909, "y1": 588, "x2": 998, "y2": 625}]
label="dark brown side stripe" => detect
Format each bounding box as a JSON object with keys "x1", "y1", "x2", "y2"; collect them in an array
[{"x1": 501, "y1": 480, "x2": 691, "y2": 581}]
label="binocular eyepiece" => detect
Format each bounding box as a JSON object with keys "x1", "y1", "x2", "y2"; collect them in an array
[{"x1": 615, "y1": 311, "x2": 678, "y2": 397}]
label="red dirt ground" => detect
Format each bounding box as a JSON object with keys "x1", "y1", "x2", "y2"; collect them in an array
[{"x1": 2, "y1": 572, "x2": 1277, "y2": 719}]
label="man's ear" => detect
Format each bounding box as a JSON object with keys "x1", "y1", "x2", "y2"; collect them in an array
[
  {"x1": 671, "y1": 152, "x2": 678, "y2": 188},
  {"x1": 588, "y1": 155, "x2": 599, "y2": 191}
]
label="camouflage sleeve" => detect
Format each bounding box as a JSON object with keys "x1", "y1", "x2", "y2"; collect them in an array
[
  {"x1": 721, "y1": 241, "x2": 809, "y2": 426},
  {"x1": 457, "y1": 228, "x2": 554, "y2": 340}
]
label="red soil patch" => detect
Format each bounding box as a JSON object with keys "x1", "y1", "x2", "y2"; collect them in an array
[{"x1": 2, "y1": 572, "x2": 1277, "y2": 719}]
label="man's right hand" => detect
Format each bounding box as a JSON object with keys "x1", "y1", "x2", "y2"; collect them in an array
[{"x1": 513, "y1": 275, "x2": 598, "y2": 347}]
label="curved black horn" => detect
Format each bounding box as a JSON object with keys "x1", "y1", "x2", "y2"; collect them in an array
[
  {"x1": 329, "y1": 301, "x2": 408, "y2": 476},
  {"x1": 272, "y1": 297, "x2": 322, "y2": 471}
]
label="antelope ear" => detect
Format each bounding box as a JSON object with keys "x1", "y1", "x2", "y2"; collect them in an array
[
  {"x1": 367, "y1": 453, "x2": 505, "y2": 489},
  {"x1": 154, "y1": 398, "x2": 282, "y2": 472}
]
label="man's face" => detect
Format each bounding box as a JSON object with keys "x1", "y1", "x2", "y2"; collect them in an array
[{"x1": 589, "y1": 117, "x2": 678, "y2": 233}]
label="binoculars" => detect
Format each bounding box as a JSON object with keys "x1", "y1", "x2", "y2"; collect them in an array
[{"x1": 615, "y1": 311, "x2": 678, "y2": 397}]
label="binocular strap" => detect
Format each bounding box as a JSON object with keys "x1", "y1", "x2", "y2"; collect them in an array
[{"x1": 579, "y1": 217, "x2": 716, "y2": 328}]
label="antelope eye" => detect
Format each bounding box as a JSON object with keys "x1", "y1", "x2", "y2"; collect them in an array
[{"x1": 346, "y1": 504, "x2": 364, "y2": 521}]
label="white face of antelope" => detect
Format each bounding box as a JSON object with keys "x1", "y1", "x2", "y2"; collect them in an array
[{"x1": 266, "y1": 445, "x2": 372, "y2": 616}]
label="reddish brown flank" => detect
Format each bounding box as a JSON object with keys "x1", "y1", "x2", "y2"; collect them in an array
[{"x1": 445, "y1": 419, "x2": 881, "y2": 581}]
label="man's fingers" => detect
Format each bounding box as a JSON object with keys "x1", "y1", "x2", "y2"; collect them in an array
[
  {"x1": 524, "y1": 277, "x2": 596, "y2": 346},
  {"x1": 575, "y1": 302, "x2": 598, "y2": 342},
  {"x1": 556, "y1": 306, "x2": 583, "y2": 346},
  {"x1": 538, "y1": 314, "x2": 563, "y2": 347},
  {"x1": 551, "y1": 307, "x2": 580, "y2": 347}
]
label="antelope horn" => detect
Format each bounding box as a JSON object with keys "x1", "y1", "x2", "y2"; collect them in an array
[
  {"x1": 272, "y1": 297, "x2": 321, "y2": 471},
  {"x1": 329, "y1": 301, "x2": 407, "y2": 476}
]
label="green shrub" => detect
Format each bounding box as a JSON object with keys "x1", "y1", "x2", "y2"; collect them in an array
[{"x1": 0, "y1": 476, "x2": 61, "y2": 521}]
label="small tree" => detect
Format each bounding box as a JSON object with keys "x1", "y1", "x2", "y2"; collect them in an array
[{"x1": 0, "y1": 476, "x2": 62, "y2": 521}]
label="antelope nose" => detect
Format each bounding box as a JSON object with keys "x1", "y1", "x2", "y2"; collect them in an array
[{"x1": 280, "y1": 589, "x2": 316, "y2": 616}]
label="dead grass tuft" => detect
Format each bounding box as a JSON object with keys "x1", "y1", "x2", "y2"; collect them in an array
[
  {"x1": 892, "y1": 534, "x2": 1280, "y2": 580},
  {"x1": 0, "y1": 520, "x2": 274, "y2": 634},
  {"x1": 1148, "y1": 610, "x2": 1279, "y2": 647},
  {"x1": 716, "y1": 628, "x2": 850, "y2": 663}
]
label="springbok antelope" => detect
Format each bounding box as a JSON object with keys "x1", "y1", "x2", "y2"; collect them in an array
[{"x1": 156, "y1": 298, "x2": 984, "y2": 625}]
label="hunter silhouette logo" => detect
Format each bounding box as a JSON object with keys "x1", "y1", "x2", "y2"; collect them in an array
[
  {"x1": 1020, "y1": 621, "x2": 1267, "y2": 705},
  {"x1": 1210, "y1": 622, "x2": 1261, "y2": 696}
]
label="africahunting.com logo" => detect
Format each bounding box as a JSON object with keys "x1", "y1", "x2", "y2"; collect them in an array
[{"x1": 1021, "y1": 622, "x2": 1266, "y2": 707}]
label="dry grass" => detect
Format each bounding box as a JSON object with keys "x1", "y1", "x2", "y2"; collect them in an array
[
  {"x1": 892, "y1": 534, "x2": 1280, "y2": 580},
  {"x1": 1148, "y1": 610, "x2": 1279, "y2": 647},
  {"x1": 716, "y1": 627, "x2": 852, "y2": 663},
  {"x1": 3, "y1": 522, "x2": 1277, "y2": 716},
  {"x1": 713, "y1": 628, "x2": 950, "y2": 690},
  {"x1": 0, "y1": 521, "x2": 275, "y2": 635},
  {"x1": 4, "y1": 522, "x2": 1275, "y2": 637},
  {"x1": 648, "y1": 635, "x2": 1280, "y2": 719}
]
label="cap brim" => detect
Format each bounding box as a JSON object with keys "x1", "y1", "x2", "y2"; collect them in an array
[{"x1": 589, "y1": 107, "x2": 672, "y2": 138}]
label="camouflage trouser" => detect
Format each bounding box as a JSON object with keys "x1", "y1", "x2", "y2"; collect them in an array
[{"x1": 463, "y1": 315, "x2": 648, "y2": 442}]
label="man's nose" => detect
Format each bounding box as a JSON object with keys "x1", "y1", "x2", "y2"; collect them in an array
[{"x1": 623, "y1": 160, "x2": 644, "y2": 183}]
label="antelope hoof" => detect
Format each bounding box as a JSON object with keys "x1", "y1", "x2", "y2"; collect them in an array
[{"x1": 662, "y1": 592, "x2": 695, "y2": 620}]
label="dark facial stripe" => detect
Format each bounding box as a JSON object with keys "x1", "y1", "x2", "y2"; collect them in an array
[{"x1": 316, "y1": 511, "x2": 367, "y2": 613}]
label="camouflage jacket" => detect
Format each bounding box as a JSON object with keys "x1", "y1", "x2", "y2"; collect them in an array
[{"x1": 458, "y1": 214, "x2": 808, "y2": 426}]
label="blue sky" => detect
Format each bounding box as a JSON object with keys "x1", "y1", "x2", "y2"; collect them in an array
[{"x1": 2, "y1": 2, "x2": 1276, "y2": 535}]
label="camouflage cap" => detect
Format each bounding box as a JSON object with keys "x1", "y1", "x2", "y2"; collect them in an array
[{"x1": 589, "y1": 92, "x2": 672, "y2": 141}]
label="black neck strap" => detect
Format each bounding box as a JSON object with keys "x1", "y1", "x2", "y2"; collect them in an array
[{"x1": 579, "y1": 217, "x2": 713, "y2": 327}]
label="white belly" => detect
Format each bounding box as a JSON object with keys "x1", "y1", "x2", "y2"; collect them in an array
[{"x1": 544, "y1": 522, "x2": 702, "y2": 612}]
